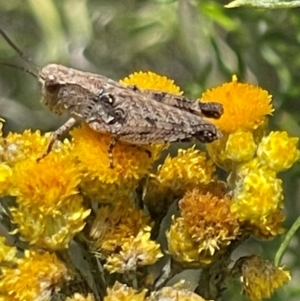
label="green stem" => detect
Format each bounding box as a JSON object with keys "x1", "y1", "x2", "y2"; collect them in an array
[{"x1": 275, "y1": 216, "x2": 300, "y2": 266}]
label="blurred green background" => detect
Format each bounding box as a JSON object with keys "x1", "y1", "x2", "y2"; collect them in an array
[{"x1": 1, "y1": 0, "x2": 300, "y2": 300}]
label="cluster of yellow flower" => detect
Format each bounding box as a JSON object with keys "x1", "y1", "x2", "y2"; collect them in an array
[{"x1": 0, "y1": 72, "x2": 297, "y2": 301}]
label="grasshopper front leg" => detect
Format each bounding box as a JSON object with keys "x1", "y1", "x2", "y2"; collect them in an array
[{"x1": 38, "y1": 117, "x2": 77, "y2": 161}]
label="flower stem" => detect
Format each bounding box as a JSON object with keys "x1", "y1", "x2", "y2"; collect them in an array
[{"x1": 275, "y1": 216, "x2": 300, "y2": 266}]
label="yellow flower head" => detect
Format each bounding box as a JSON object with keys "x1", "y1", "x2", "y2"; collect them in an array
[
  {"x1": 11, "y1": 146, "x2": 78, "y2": 203},
  {"x1": 157, "y1": 147, "x2": 215, "y2": 188},
  {"x1": 247, "y1": 208, "x2": 285, "y2": 239},
  {"x1": 231, "y1": 159, "x2": 284, "y2": 237},
  {"x1": 120, "y1": 71, "x2": 182, "y2": 94},
  {"x1": 104, "y1": 282, "x2": 147, "y2": 301},
  {"x1": 207, "y1": 130, "x2": 258, "y2": 170},
  {"x1": 0, "y1": 237, "x2": 17, "y2": 264},
  {"x1": 104, "y1": 227, "x2": 162, "y2": 273},
  {"x1": 167, "y1": 217, "x2": 219, "y2": 267},
  {"x1": 144, "y1": 147, "x2": 216, "y2": 214},
  {"x1": 71, "y1": 124, "x2": 163, "y2": 201},
  {"x1": 0, "y1": 250, "x2": 70, "y2": 301},
  {"x1": 167, "y1": 188, "x2": 240, "y2": 267},
  {"x1": 90, "y1": 203, "x2": 151, "y2": 256},
  {"x1": 79, "y1": 178, "x2": 130, "y2": 203},
  {"x1": 179, "y1": 189, "x2": 240, "y2": 244},
  {"x1": 225, "y1": 130, "x2": 257, "y2": 162},
  {"x1": 201, "y1": 75, "x2": 273, "y2": 133},
  {"x1": 0, "y1": 163, "x2": 13, "y2": 196},
  {"x1": 1, "y1": 129, "x2": 50, "y2": 164},
  {"x1": 257, "y1": 131, "x2": 300, "y2": 172},
  {"x1": 10, "y1": 150, "x2": 90, "y2": 249},
  {"x1": 235, "y1": 255, "x2": 290, "y2": 301}
]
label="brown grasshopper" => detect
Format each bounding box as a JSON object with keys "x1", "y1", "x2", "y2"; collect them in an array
[{"x1": 0, "y1": 29, "x2": 223, "y2": 167}]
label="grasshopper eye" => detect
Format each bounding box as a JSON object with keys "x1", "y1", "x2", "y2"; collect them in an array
[
  {"x1": 45, "y1": 83, "x2": 60, "y2": 94},
  {"x1": 100, "y1": 93, "x2": 115, "y2": 104}
]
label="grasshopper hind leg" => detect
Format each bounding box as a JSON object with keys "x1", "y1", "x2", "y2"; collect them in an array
[{"x1": 108, "y1": 136, "x2": 119, "y2": 168}]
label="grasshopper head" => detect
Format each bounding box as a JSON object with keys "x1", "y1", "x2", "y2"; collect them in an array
[{"x1": 39, "y1": 64, "x2": 74, "y2": 115}]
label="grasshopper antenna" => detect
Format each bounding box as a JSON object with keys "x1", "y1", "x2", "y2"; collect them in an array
[
  {"x1": 0, "y1": 61, "x2": 38, "y2": 79},
  {"x1": 0, "y1": 28, "x2": 39, "y2": 77}
]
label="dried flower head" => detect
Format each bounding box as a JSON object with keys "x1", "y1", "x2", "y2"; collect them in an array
[
  {"x1": 234, "y1": 255, "x2": 290, "y2": 301},
  {"x1": 104, "y1": 227, "x2": 162, "y2": 273},
  {"x1": 90, "y1": 203, "x2": 151, "y2": 256},
  {"x1": 104, "y1": 282, "x2": 147, "y2": 301}
]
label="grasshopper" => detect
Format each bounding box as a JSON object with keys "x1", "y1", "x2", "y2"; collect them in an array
[{"x1": 0, "y1": 29, "x2": 223, "y2": 167}]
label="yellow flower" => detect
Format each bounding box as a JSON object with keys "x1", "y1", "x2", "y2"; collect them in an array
[
  {"x1": 207, "y1": 130, "x2": 258, "y2": 170},
  {"x1": 104, "y1": 227, "x2": 162, "y2": 273},
  {"x1": 71, "y1": 124, "x2": 163, "y2": 201},
  {"x1": 167, "y1": 189, "x2": 240, "y2": 267},
  {"x1": 1, "y1": 129, "x2": 51, "y2": 164},
  {"x1": 0, "y1": 163, "x2": 13, "y2": 196},
  {"x1": 206, "y1": 134, "x2": 231, "y2": 170},
  {"x1": 66, "y1": 293, "x2": 95, "y2": 301},
  {"x1": 180, "y1": 189, "x2": 240, "y2": 244},
  {"x1": 157, "y1": 147, "x2": 215, "y2": 188},
  {"x1": 0, "y1": 237, "x2": 17, "y2": 263},
  {"x1": 90, "y1": 203, "x2": 151, "y2": 256},
  {"x1": 225, "y1": 130, "x2": 257, "y2": 162},
  {"x1": 167, "y1": 217, "x2": 219, "y2": 267},
  {"x1": 257, "y1": 131, "x2": 299, "y2": 172},
  {"x1": 120, "y1": 71, "x2": 182, "y2": 94},
  {"x1": 11, "y1": 145, "x2": 78, "y2": 201},
  {"x1": 201, "y1": 75, "x2": 273, "y2": 133},
  {"x1": 247, "y1": 208, "x2": 285, "y2": 238},
  {"x1": 80, "y1": 178, "x2": 133, "y2": 203},
  {"x1": 10, "y1": 150, "x2": 90, "y2": 249},
  {"x1": 235, "y1": 255, "x2": 290, "y2": 301},
  {"x1": 144, "y1": 146, "x2": 216, "y2": 214},
  {"x1": 104, "y1": 282, "x2": 147, "y2": 301},
  {"x1": 0, "y1": 250, "x2": 70, "y2": 301},
  {"x1": 231, "y1": 159, "x2": 284, "y2": 237}
]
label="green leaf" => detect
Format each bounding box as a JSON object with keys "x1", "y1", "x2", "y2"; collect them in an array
[
  {"x1": 200, "y1": 2, "x2": 237, "y2": 30},
  {"x1": 225, "y1": 0, "x2": 300, "y2": 8}
]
